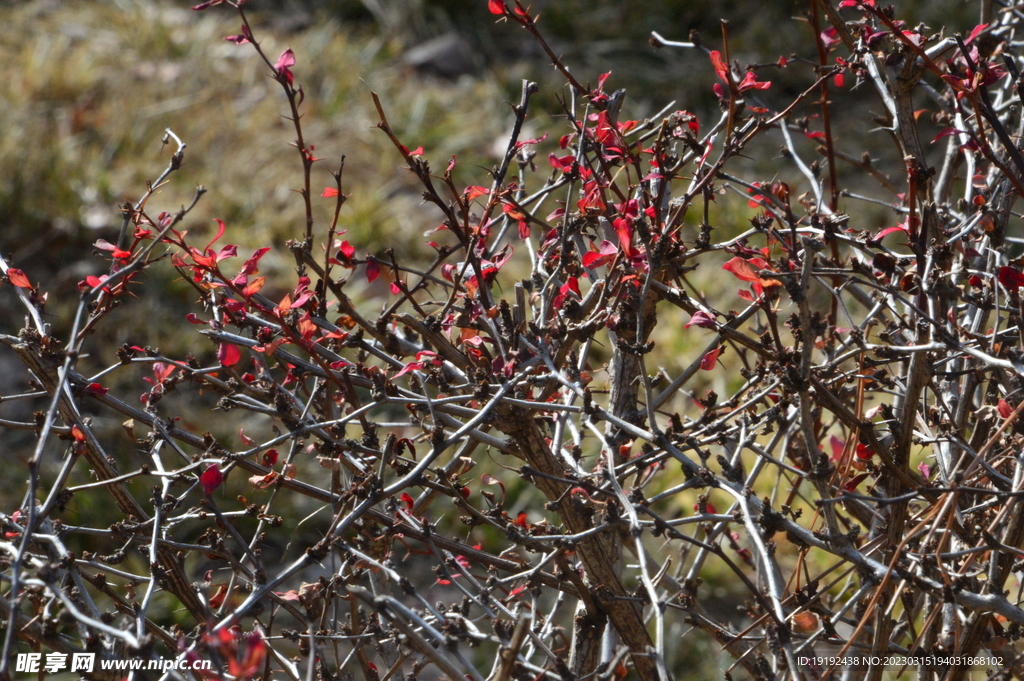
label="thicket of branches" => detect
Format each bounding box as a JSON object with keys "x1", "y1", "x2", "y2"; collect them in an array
[{"x1": 7, "y1": 0, "x2": 1024, "y2": 679}]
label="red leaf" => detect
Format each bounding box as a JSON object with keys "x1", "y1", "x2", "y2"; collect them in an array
[
  {"x1": 709, "y1": 50, "x2": 729, "y2": 82},
  {"x1": 693, "y1": 501, "x2": 718, "y2": 514},
  {"x1": 249, "y1": 471, "x2": 278, "y2": 488},
  {"x1": 464, "y1": 186, "x2": 489, "y2": 201},
  {"x1": 820, "y1": 26, "x2": 841, "y2": 47},
  {"x1": 338, "y1": 241, "x2": 356, "y2": 259},
  {"x1": 965, "y1": 23, "x2": 988, "y2": 45},
  {"x1": 230, "y1": 631, "x2": 266, "y2": 680},
  {"x1": 501, "y1": 203, "x2": 527, "y2": 221},
  {"x1": 516, "y1": 132, "x2": 548, "y2": 148},
  {"x1": 684, "y1": 310, "x2": 716, "y2": 329},
  {"x1": 612, "y1": 217, "x2": 634, "y2": 257},
  {"x1": 931, "y1": 127, "x2": 967, "y2": 144},
  {"x1": 321, "y1": 187, "x2": 340, "y2": 198},
  {"x1": 216, "y1": 244, "x2": 237, "y2": 262},
  {"x1": 7, "y1": 269, "x2": 32, "y2": 289},
  {"x1": 201, "y1": 465, "x2": 225, "y2": 495},
  {"x1": 93, "y1": 239, "x2": 131, "y2": 261},
  {"x1": 218, "y1": 343, "x2": 242, "y2": 367},
  {"x1": 582, "y1": 240, "x2": 618, "y2": 269},
  {"x1": 739, "y1": 256, "x2": 781, "y2": 288},
  {"x1": 700, "y1": 347, "x2": 722, "y2": 371},
  {"x1": 843, "y1": 473, "x2": 869, "y2": 492},
  {"x1": 366, "y1": 258, "x2": 381, "y2": 283},
  {"x1": 208, "y1": 584, "x2": 228, "y2": 608},
  {"x1": 855, "y1": 443, "x2": 874, "y2": 461},
  {"x1": 998, "y1": 266, "x2": 1024, "y2": 289},
  {"x1": 243, "y1": 276, "x2": 266, "y2": 297},
  {"x1": 487, "y1": 0, "x2": 506, "y2": 14},
  {"x1": 274, "y1": 48, "x2": 296, "y2": 73},
  {"x1": 393, "y1": 362, "x2": 422, "y2": 379},
  {"x1": 872, "y1": 225, "x2": 908, "y2": 242},
  {"x1": 738, "y1": 71, "x2": 771, "y2": 91},
  {"x1": 82, "y1": 274, "x2": 109, "y2": 290},
  {"x1": 550, "y1": 154, "x2": 575, "y2": 172},
  {"x1": 71, "y1": 425, "x2": 86, "y2": 442},
  {"x1": 829, "y1": 435, "x2": 845, "y2": 462},
  {"x1": 239, "y1": 247, "x2": 271, "y2": 277},
  {"x1": 400, "y1": 492, "x2": 415, "y2": 511},
  {"x1": 721, "y1": 257, "x2": 761, "y2": 283},
  {"x1": 291, "y1": 289, "x2": 314, "y2": 309},
  {"x1": 998, "y1": 398, "x2": 1014, "y2": 419},
  {"x1": 84, "y1": 382, "x2": 109, "y2": 397},
  {"x1": 205, "y1": 219, "x2": 227, "y2": 253}
]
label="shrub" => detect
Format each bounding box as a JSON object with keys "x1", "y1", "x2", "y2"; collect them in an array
[{"x1": 3, "y1": 1, "x2": 1024, "y2": 680}]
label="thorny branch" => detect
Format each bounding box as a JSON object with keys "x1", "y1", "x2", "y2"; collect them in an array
[{"x1": 8, "y1": 1, "x2": 1024, "y2": 680}]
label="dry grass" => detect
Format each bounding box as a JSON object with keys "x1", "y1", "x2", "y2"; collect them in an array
[{"x1": 0, "y1": 1, "x2": 516, "y2": 278}]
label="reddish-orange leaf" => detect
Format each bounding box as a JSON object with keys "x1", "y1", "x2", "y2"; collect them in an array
[
  {"x1": 249, "y1": 472, "x2": 278, "y2": 489},
  {"x1": 709, "y1": 50, "x2": 730, "y2": 82},
  {"x1": 464, "y1": 186, "x2": 490, "y2": 201},
  {"x1": 208, "y1": 584, "x2": 228, "y2": 609},
  {"x1": 792, "y1": 611, "x2": 819, "y2": 633},
  {"x1": 721, "y1": 257, "x2": 761, "y2": 283},
  {"x1": 700, "y1": 347, "x2": 722, "y2": 371},
  {"x1": 7, "y1": 269, "x2": 32, "y2": 289},
  {"x1": 218, "y1": 343, "x2": 242, "y2": 367},
  {"x1": 243, "y1": 276, "x2": 266, "y2": 297}
]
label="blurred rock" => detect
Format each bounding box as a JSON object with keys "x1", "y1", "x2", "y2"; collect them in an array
[{"x1": 402, "y1": 32, "x2": 481, "y2": 79}]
